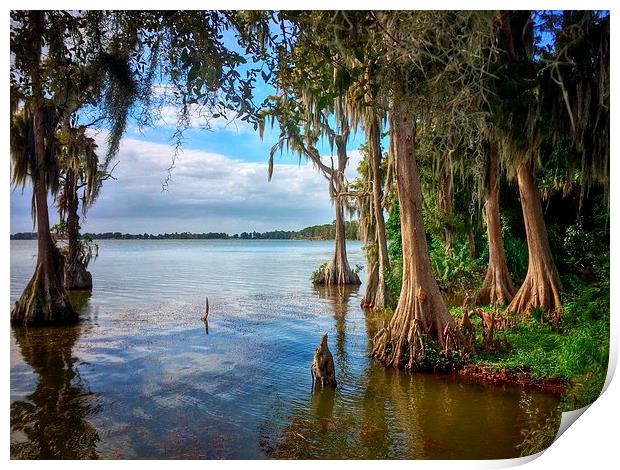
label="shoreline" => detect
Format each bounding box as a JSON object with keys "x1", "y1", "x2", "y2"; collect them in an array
[{"x1": 458, "y1": 363, "x2": 566, "y2": 395}]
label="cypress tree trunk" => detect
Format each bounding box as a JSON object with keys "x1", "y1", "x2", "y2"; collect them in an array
[
  {"x1": 313, "y1": 137, "x2": 361, "y2": 286},
  {"x1": 360, "y1": 180, "x2": 380, "y2": 307},
  {"x1": 64, "y1": 171, "x2": 93, "y2": 291},
  {"x1": 361, "y1": 250, "x2": 380, "y2": 307},
  {"x1": 507, "y1": 163, "x2": 562, "y2": 314},
  {"x1": 11, "y1": 11, "x2": 76, "y2": 326},
  {"x1": 367, "y1": 113, "x2": 393, "y2": 309},
  {"x1": 438, "y1": 172, "x2": 454, "y2": 257},
  {"x1": 372, "y1": 101, "x2": 472, "y2": 369},
  {"x1": 476, "y1": 143, "x2": 516, "y2": 305},
  {"x1": 360, "y1": 65, "x2": 392, "y2": 309},
  {"x1": 12, "y1": 181, "x2": 76, "y2": 325}
]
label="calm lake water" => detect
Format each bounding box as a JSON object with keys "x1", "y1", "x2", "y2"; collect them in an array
[{"x1": 10, "y1": 239, "x2": 560, "y2": 459}]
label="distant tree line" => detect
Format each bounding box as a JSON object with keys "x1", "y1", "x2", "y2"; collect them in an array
[{"x1": 11, "y1": 220, "x2": 360, "y2": 241}]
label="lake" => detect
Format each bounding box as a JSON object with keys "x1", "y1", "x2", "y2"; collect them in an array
[{"x1": 10, "y1": 239, "x2": 560, "y2": 459}]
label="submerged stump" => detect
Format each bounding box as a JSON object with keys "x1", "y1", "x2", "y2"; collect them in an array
[
  {"x1": 201, "y1": 296, "x2": 209, "y2": 334},
  {"x1": 311, "y1": 334, "x2": 337, "y2": 388}
]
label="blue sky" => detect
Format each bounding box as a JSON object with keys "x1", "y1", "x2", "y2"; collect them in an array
[
  {"x1": 10, "y1": 94, "x2": 366, "y2": 235},
  {"x1": 10, "y1": 16, "x2": 374, "y2": 236},
  {"x1": 11, "y1": 21, "x2": 371, "y2": 235}
]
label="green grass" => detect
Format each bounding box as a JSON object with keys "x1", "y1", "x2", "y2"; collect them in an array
[
  {"x1": 451, "y1": 281, "x2": 609, "y2": 412},
  {"x1": 472, "y1": 320, "x2": 608, "y2": 382}
]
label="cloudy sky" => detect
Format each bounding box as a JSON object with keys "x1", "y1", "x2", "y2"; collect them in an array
[{"x1": 10, "y1": 102, "x2": 365, "y2": 235}]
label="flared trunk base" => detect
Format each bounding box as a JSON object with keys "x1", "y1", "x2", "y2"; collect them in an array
[
  {"x1": 11, "y1": 251, "x2": 77, "y2": 326},
  {"x1": 371, "y1": 291, "x2": 473, "y2": 371},
  {"x1": 476, "y1": 266, "x2": 516, "y2": 306},
  {"x1": 362, "y1": 280, "x2": 394, "y2": 310},
  {"x1": 510, "y1": 163, "x2": 563, "y2": 318},
  {"x1": 361, "y1": 258, "x2": 379, "y2": 307},
  {"x1": 360, "y1": 258, "x2": 394, "y2": 310},
  {"x1": 507, "y1": 267, "x2": 562, "y2": 316},
  {"x1": 371, "y1": 280, "x2": 394, "y2": 310},
  {"x1": 64, "y1": 261, "x2": 93, "y2": 291},
  {"x1": 313, "y1": 261, "x2": 361, "y2": 286}
]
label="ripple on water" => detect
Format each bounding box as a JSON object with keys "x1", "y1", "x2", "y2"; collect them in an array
[{"x1": 10, "y1": 240, "x2": 560, "y2": 459}]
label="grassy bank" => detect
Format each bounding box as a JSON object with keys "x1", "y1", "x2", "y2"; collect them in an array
[{"x1": 451, "y1": 281, "x2": 609, "y2": 410}]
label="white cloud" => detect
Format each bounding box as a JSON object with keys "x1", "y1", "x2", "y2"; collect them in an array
[
  {"x1": 10, "y1": 126, "x2": 363, "y2": 234},
  {"x1": 148, "y1": 85, "x2": 252, "y2": 135},
  {"x1": 155, "y1": 105, "x2": 253, "y2": 135},
  {"x1": 70, "y1": 136, "x2": 361, "y2": 234}
]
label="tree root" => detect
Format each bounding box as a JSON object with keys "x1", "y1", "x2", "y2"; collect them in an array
[
  {"x1": 64, "y1": 260, "x2": 93, "y2": 291},
  {"x1": 11, "y1": 256, "x2": 77, "y2": 326},
  {"x1": 313, "y1": 261, "x2": 361, "y2": 286},
  {"x1": 476, "y1": 266, "x2": 516, "y2": 306},
  {"x1": 507, "y1": 268, "x2": 562, "y2": 318},
  {"x1": 371, "y1": 297, "x2": 473, "y2": 371}
]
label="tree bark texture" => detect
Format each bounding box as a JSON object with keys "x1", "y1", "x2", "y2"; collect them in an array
[
  {"x1": 11, "y1": 11, "x2": 76, "y2": 325},
  {"x1": 63, "y1": 171, "x2": 93, "y2": 291},
  {"x1": 362, "y1": 111, "x2": 393, "y2": 309},
  {"x1": 507, "y1": 163, "x2": 562, "y2": 314},
  {"x1": 313, "y1": 137, "x2": 361, "y2": 286},
  {"x1": 476, "y1": 144, "x2": 516, "y2": 305},
  {"x1": 372, "y1": 100, "x2": 473, "y2": 369}
]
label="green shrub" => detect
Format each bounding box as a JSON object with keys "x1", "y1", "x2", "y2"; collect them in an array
[
  {"x1": 310, "y1": 262, "x2": 328, "y2": 282},
  {"x1": 501, "y1": 216, "x2": 528, "y2": 283},
  {"x1": 428, "y1": 238, "x2": 485, "y2": 293}
]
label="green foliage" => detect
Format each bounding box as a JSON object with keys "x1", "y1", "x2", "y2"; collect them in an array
[
  {"x1": 310, "y1": 263, "x2": 328, "y2": 283},
  {"x1": 490, "y1": 321, "x2": 606, "y2": 381},
  {"x1": 385, "y1": 199, "x2": 403, "y2": 298},
  {"x1": 552, "y1": 195, "x2": 610, "y2": 289},
  {"x1": 384, "y1": 264, "x2": 402, "y2": 300},
  {"x1": 467, "y1": 196, "x2": 610, "y2": 411},
  {"x1": 385, "y1": 200, "x2": 402, "y2": 262},
  {"x1": 11, "y1": 221, "x2": 360, "y2": 241},
  {"x1": 51, "y1": 221, "x2": 99, "y2": 269},
  {"x1": 500, "y1": 217, "x2": 529, "y2": 283},
  {"x1": 386, "y1": 198, "x2": 486, "y2": 295},
  {"x1": 470, "y1": 270, "x2": 609, "y2": 410},
  {"x1": 417, "y1": 337, "x2": 468, "y2": 372},
  {"x1": 562, "y1": 278, "x2": 609, "y2": 325},
  {"x1": 297, "y1": 220, "x2": 359, "y2": 240},
  {"x1": 428, "y1": 238, "x2": 484, "y2": 292}
]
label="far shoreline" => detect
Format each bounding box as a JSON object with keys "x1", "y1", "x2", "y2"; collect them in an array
[
  {"x1": 10, "y1": 236, "x2": 362, "y2": 242},
  {"x1": 10, "y1": 220, "x2": 360, "y2": 243}
]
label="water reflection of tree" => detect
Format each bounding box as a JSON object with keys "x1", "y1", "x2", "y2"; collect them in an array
[
  {"x1": 357, "y1": 356, "x2": 561, "y2": 459},
  {"x1": 11, "y1": 292, "x2": 101, "y2": 459},
  {"x1": 267, "y1": 303, "x2": 560, "y2": 459},
  {"x1": 312, "y1": 284, "x2": 359, "y2": 379}
]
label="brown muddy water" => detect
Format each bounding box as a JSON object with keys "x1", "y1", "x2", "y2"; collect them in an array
[{"x1": 10, "y1": 239, "x2": 560, "y2": 459}]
